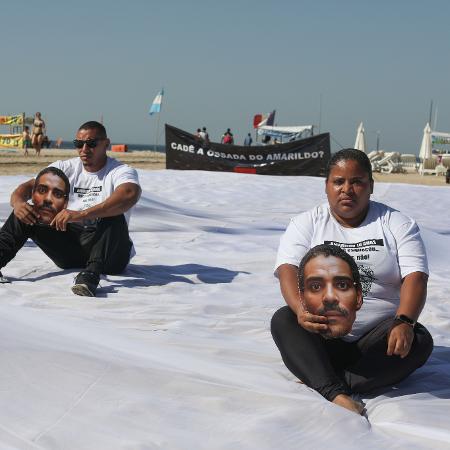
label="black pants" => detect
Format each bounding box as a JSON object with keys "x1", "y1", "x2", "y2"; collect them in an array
[
  {"x1": 271, "y1": 306, "x2": 433, "y2": 401},
  {"x1": 0, "y1": 212, "x2": 132, "y2": 275}
]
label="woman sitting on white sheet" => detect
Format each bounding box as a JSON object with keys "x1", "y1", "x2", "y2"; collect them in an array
[{"x1": 271, "y1": 148, "x2": 433, "y2": 414}]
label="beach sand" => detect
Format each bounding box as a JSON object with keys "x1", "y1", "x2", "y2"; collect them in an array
[
  {"x1": 0, "y1": 148, "x2": 448, "y2": 186},
  {"x1": 372, "y1": 171, "x2": 449, "y2": 186},
  {"x1": 0, "y1": 149, "x2": 166, "y2": 175}
]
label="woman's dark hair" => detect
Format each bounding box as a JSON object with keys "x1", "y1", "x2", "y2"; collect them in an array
[
  {"x1": 325, "y1": 148, "x2": 373, "y2": 181},
  {"x1": 297, "y1": 244, "x2": 361, "y2": 292}
]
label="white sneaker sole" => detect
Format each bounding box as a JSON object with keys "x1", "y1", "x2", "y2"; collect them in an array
[{"x1": 71, "y1": 283, "x2": 95, "y2": 297}]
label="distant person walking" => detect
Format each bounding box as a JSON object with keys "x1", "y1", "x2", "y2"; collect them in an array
[
  {"x1": 31, "y1": 112, "x2": 46, "y2": 156},
  {"x1": 244, "y1": 133, "x2": 253, "y2": 146},
  {"x1": 22, "y1": 126, "x2": 31, "y2": 156},
  {"x1": 221, "y1": 128, "x2": 234, "y2": 145}
]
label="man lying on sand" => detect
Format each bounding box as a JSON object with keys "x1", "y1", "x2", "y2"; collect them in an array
[{"x1": 0, "y1": 121, "x2": 141, "y2": 297}]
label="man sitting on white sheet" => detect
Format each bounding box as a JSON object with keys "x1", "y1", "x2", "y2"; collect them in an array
[{"x1": 0, "y1": 121, "x2": 141, "y2": 297}]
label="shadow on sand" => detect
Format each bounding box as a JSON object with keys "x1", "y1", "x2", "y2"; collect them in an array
[
  {"x1": 114, "y1": 263, "x2": 250, "y2": 287},
  {"x1": 10, "y1": 263, "x2": 249, "y2": 289}
]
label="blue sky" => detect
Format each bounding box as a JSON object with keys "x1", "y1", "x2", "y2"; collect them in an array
[{"x1": 2, "y1": 0, "x2": 450, "y2": 152}]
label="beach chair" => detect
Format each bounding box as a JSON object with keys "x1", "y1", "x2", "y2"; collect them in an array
[
  {"x1": 380, "y1": 153, "x2": 405, "y2": 174},
  {"x1": 440, "y1": 155, "x2": 450, "y2": 169},
  {"x1": 369, "y1": 151, "x2": 385, "y2": 172},
  {"x1": 400, "y1": 154, "x2": 419, "y2": 173},
  {"x1": 374, "y1": 152, "x2": 404, "y2": 173},
  {"x1": 381, "y1": 159, "x2": 405, "y2": 174},
  {"x1": 367, "y1": 150, "x2": 381, "y2": 161},
  {"x1": 419, "y1": 158, "x2": 438, "y2": 175}
]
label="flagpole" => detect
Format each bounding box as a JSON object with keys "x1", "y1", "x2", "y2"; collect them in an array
[
  {"x1": 428, "y1": 99, "x2": 433, "y2": 125},
  {"x1": 155, "y1": 111, "x2": 161, "y2": 151},
  {"x1": 318, "y1": 93, "x2": 322, "y2": 135}
]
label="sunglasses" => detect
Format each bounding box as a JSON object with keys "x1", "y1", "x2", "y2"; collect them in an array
[{"x1": 73, "y1": 138, "x2": 102, "y2": 149}]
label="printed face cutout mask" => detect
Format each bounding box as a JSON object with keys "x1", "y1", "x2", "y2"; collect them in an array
[
  {"x1": 32, "y1": 173, "x2": 68, "y2": 224},
  {"x1": 300, "y1": 254, "x2": 363, "y2": 338}
]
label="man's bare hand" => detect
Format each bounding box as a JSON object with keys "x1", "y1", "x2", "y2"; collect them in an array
[
  {"x1": 297, "y1": 308, "x2": 329, "y2": 334},
  {"x1": 50, "y1": 209, "x2": 82, "y2": 231},
  {"x1": 387, "y1": 322, "x2": 414, "y2": 358},
  {"x1": 13, "y1": 201, "x2": 39, "y2": 225}
]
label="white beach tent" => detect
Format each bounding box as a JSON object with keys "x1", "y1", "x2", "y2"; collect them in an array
[
  {"x1": 419, "y1": 122, "x2": 433, "y2": 161},
  {"x1": 418, "y1": 122, "x2": 435, "y2": 175},
  {"x1": 354, "y1": 122, "x2": 367, "y2": 153}
]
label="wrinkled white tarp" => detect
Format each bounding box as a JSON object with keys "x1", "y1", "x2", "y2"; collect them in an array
[{"x1": 0, "y1": 170, "x2": 449, "y2": 450}]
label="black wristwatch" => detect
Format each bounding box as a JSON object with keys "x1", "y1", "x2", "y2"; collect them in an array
[{"x1": 394, "y1": 314, "x2": 416, "y2": 327}]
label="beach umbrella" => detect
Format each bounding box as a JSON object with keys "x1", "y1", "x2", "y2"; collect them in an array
[
  {"x1": 419, "y1": 122, "x2": 432, "y2": 161},
  {"x1": 354, "y1": 122, "x2": 366, "y2": 153}
]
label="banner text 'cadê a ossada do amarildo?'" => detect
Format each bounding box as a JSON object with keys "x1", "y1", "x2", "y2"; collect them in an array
[{"x1": 165, "y1": 124, "x2": 330, "y2": 176}]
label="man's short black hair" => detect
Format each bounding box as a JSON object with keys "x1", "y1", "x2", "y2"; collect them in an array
[
  {"x1": 326, "y1": 148, "x2": 373, "y2": 181},
  {"x1": 297, "y1": 244, "x2": 361, "y2": 292},
  {"x1": 78, "y1": 121, "x2": 107, "y2": 139},
  {"x1": 34, "y1": 167, "x2": 70, "y2": 197}
]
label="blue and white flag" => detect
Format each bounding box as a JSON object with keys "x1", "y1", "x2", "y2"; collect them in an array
[{"x1": 149, "y1": 89, "x2": 164, "y2": 115}]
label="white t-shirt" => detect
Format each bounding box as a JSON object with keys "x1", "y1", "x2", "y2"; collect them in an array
[
  {"x1": 49, "y1": 157, "x2": 140, "y2": 255},
  {"x1": 275, "y1": 201, "x2": 428, "y2": 341}
]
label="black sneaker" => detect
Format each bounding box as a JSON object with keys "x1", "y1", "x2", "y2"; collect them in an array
[
  {"x1": 72, "y1": 271, "x2": 100, "y2": 297},
  {"x1": 0, "y1": 271, "x2": 10, "y2": 284}
]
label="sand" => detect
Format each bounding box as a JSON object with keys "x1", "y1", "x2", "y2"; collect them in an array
[
  {"x1": 372, "y1": 171, "x2": 449, "y2": 186},
  {"x1": 0, "y1": 148, "x2": 448, "y2": 186},
  {"x1": 0, "y1": 149, "x2": 166, "y2": 175}
]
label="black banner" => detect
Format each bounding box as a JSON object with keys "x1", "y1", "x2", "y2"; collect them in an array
[{"x1": 165, "y1": 124, "x2": 331, "y2": 176}]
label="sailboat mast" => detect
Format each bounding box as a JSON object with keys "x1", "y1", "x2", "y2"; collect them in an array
[{"x1": 428, "y1": 99, "x2": 433, "y2": 125}]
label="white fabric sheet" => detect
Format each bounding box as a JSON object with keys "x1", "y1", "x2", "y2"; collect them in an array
[{"x1": 0, "y1": 170, "x2": 449, "y2": 449}]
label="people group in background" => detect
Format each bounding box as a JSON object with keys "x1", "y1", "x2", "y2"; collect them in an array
[
  {"x1": 195, "y1": 127, "x2": 210, "y2": 147},
  {"x1": 194, "y1": 127, "x2": 260, "y2": 146}
]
